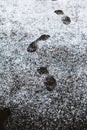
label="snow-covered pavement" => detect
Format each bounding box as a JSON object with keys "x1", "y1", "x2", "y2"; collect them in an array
[{"x1": 0, "y1": 0, "x2": 87, "y2": 129}]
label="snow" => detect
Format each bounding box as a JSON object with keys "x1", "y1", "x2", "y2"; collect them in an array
[{"x1": 0, "y1": 0, "x2": 87, "y2": 129}]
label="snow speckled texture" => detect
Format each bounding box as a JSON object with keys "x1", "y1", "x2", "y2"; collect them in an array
[{"x1": 0, "y1": 0, "x2": 87, "y2": 129}]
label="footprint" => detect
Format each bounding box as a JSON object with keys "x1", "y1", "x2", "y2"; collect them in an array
[
  {"x1": 62, "y1": 16, "x2": 71, "y2": 25},
  {"x1": 27, "y1": 34, "x2": 50, "y2": 52},
  {"x1": 27, "y1": 41, "x2": 37, "y2": 52},
  {"x1": 37, "y1": 34, "x2": 50, "y2": 41},
  {"x1": 37, "y1": 67, "x2": 48, "y2": 75},
  {"x1": 44, "y1": 75, "x2": 57, "y2": 91},
  {"x1": 54, "y1": 10, "x2": 64, "y2": 15}
]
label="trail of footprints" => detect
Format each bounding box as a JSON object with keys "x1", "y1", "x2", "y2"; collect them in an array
[
  {"x1": 27, "y1": 10, "x2": 71, "y2": 91},
  {"x1": 27, "y1": 10, "x2": 71, "y2": 52},
  {"x1": 54, "y1": 10, "x2": 71, "y2": 25},
  {"x1": 0, "y1": 9, "x2": 71, "y2": 130}
]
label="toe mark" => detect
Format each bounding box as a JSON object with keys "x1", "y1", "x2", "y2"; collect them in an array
[
  {"x1": 37, "y1": 67, "x2": 48, "y2": 75},
  {"x1": 54, "y1": 10, "x2": 64, "y2": 15},
  {"x1": 38, "y1": 34, "x2": 50, "y2": 41}
]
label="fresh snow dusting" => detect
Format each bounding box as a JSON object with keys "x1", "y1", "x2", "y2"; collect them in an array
[{"x1": 0, "y1": 0, "x2": 87, "y2": 129}]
